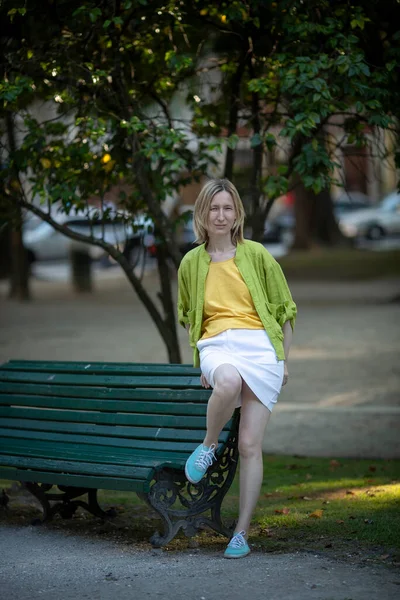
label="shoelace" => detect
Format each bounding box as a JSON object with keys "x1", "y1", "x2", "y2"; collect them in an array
[
  {"x1": 195, "y1": 444, "x2": 216, "y2": 470},
  {"x1": 229, "y1": 531, "x2": 247, "y2": 548}
]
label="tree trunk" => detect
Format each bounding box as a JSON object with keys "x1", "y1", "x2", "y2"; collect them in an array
[
  {"x1": 0, "y1": 223, "x2": 12, "y2": 279},
  {"x1": 9, "y1": 214, "x2": 30, "y2": 301},
  {"x1": 6, "y1": 113, "x2": 31, "y2": 300},
  {"x1": 107, "y1": 71, "x2": 183, "y2": 361},
  {"x1": 292, "y1": 179, "x2": 348, "y2": 249},
  {"x1": 223, "y1": 50, "x2": 249, "y2": 180},
  {"x1": 155, "y1": 244, "x2": 182, "y2": 364},
  {"x1": 292, "y1": 178, "x2": 313, "y2": 249},
  {"x1": 8, "y1": 208, "x2": 30, "y2": 300},
  {"x1": 314, "y1": 187, "x2": 344, "y2": 246}
]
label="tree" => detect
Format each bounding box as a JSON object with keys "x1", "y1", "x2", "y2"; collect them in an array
[
  {"x1": 187, "y1": 0, "x2": 400, "y2": 247},
  {"x1": 0, "y1": 0, "x2": 217, "y2": 362}
]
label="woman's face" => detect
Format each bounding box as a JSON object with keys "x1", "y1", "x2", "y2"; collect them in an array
[{"x1": 207, "y1": 191, "x2": 236, "y2": 238}]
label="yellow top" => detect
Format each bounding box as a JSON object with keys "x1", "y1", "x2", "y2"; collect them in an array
[{"x1": 201, "y1": 257, "x2": 264, "y2": 339}]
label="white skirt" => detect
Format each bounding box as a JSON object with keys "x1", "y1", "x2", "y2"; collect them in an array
[{"x1": 196, "y1": 328, "x2": 284, "y2": 412}]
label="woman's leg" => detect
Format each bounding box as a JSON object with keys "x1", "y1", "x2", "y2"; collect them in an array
[
  {"x1": 235, "y1": 380, "x2": 271, "y2": 535},
  {"x1": 203, "y1": 364, "x2": 242, "y2": 447}
]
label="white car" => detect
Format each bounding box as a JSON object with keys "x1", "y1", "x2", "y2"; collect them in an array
[
  {"x1": 338, "y1": 191, "x2": 400, "y2": 240},
  {"x1": 23, "y1": 204, "x2": 153, "y2": 262}
]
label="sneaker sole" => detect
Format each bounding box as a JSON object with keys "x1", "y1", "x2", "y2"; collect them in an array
[
  {"x1": 184, "y1": 464, "x2": 202, "y2": 485},
  {"x1": 223, "y1": 550, "x2": 251, "y2": 559}
]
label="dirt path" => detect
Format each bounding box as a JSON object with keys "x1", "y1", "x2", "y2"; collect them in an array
[{"x1": 0, "y1": 525, "x2": 399, "y2": 600}]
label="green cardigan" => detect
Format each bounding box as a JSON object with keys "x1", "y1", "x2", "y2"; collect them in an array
[{"x1": 177, "y1": 239, "x2": 297, "y2": 367}]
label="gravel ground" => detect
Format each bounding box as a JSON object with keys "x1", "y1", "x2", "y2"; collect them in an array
[{"x1": 1, "y1": 526, "x2": 400, "y2": 600}]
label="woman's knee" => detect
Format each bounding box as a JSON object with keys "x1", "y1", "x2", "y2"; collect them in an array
[
  {"x1": 213, "y1": 365, "x2": 242, "y2": 398},
  {"x1": 238, "y1": 432, "x2": 263, "y2": 459}
]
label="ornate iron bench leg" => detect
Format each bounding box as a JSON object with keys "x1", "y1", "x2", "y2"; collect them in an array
[
  {"x1": 139, "y1": 426, "x2": 239, "y2": 547},
  {"x1": 23, "y1": 483, "x2": 116, "y2": 522}
]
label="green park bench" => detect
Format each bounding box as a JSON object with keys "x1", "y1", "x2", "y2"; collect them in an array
[{"x1": 0, "y1": 360, "x2": 240, "y2": 547}]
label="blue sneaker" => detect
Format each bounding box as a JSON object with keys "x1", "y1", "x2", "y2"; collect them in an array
[
  {"x1": 185, "y1": 443, "x2": 216, "y2": 484},
  {"x1": 224, "y1": 531, "x2": 250, "y2": 559}
]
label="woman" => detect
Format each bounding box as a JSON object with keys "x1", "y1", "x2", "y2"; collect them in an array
[{"x1": 177, "y1": 178, "x2": 296, "y2": 559}]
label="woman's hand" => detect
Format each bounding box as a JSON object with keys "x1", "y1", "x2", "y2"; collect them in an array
[
  {"x1": 200, "y1": 373, "x2": 210, "y2": 389},
  {"x1": 282, "y1": 361, "x2": 289, "y2": 386}
]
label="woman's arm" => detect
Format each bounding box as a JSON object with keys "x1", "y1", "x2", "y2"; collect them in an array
[
  {"x1": 282, "y1": 320, "x2": 293, "y2": 361},
  {"x1": 282, "y1": 320, "x2": 293, "y2": 386}
]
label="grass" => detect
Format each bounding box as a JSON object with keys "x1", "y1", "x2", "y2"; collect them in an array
[
  {"x1": 1, "y1": 455, "x2": 400, "y2": 565},
  {"x1": 277, "y1": 248, "x2": 400, "y2": 280}
]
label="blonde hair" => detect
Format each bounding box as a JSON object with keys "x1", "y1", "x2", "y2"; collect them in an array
[{"x1": 193, "y1": 178, "x2": 245, "y2": 245}]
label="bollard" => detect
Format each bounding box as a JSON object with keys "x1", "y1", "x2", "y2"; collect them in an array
[{"x1": 70, "y1": 247, "x2": 93, "y2": 293}]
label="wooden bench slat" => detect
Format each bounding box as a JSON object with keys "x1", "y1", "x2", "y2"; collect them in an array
[
  {"x1": 4, "y1": 361, "x2": 200, "y2": 376},
  {"x1": 0, "y1": 406, "x2": 233, "y2": 432},
  {"x1": 0, "y1": 382, "x2": 210, "y2": 402},
  {"x1": 0, "y1": 467, "x2": 151, "y2": 492},
  {"x1": 0, "y1": 454, "x2": 153, "y2": 480},
  {"x1": 7, "y1": 360, "x2": 195, "y2": 369},
  {"x1": 0, "y1": 428, "x2": 228, "y2": 452},
  {"x1": 0, "y1": 371, "x2": 202, "y2": 389},
  {"x1": 1, "y1": 435, "x2": 191, "y2": 464},
  {"x1": 0, "y1": 406, "x2": 214, "y2": 429},
  {"x1": 0, "y1": 417, "x2": 212, "y2": 442},
  {"x1": 8, "y1": 360, "x2": 184, "y2": 366},
  {"x1": 1, "y1": 438, "x2": 187, "y2": 469},
  {"x1": 0, "y1": 393, "x2": 209, "y2": 415}
]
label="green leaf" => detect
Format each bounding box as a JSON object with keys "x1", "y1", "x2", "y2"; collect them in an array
[
  {"x1": 359, "y1": 63, "x2": 370, "y2": 77},
  {"x1": 89, "y1": 8, "x2": 102, "y2": 23},
  {"x1": 7, "y1": 7, "x2": 26, "y2": 18},
  {"x1": 265, "y1": 133, "x2": 276, "y2": 151},
  {"x1": 103, "y1": 20, "x2": 111, "y2": 28},
  {"x1": 250, "y1": 133, "x2": 263, "y2": 148},
  {"x1": 312, "y1": 180, "x2": 322, "y2": 194},
  {"x1": 227, "y1": 134, "x2": 239, "y2": 150}
]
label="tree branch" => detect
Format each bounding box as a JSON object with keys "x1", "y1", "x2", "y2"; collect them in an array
[{"x1": 16, "y1": 196, "x2": 169, "y2": 338}]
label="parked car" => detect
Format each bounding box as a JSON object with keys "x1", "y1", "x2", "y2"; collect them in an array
[
  {"x1": 334, "y1": 191, "x2": 371, "y2": 215},
  {"x1": 338, "y1": 191, "x2": 400, "y2": 240},
  {"x1": 23, "y1": 204, "x2": 153, "y2": 263},
  {"x1": 263, "y1": 192, "x2": 371, "y2": 245},
  {"x1": 263, "y1": 209, "x2": 294, "y2": 244}
]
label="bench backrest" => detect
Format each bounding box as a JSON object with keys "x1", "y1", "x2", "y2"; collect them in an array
[{"x1": 0, "y1": 361, "x2": 236, "y2": 462}]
